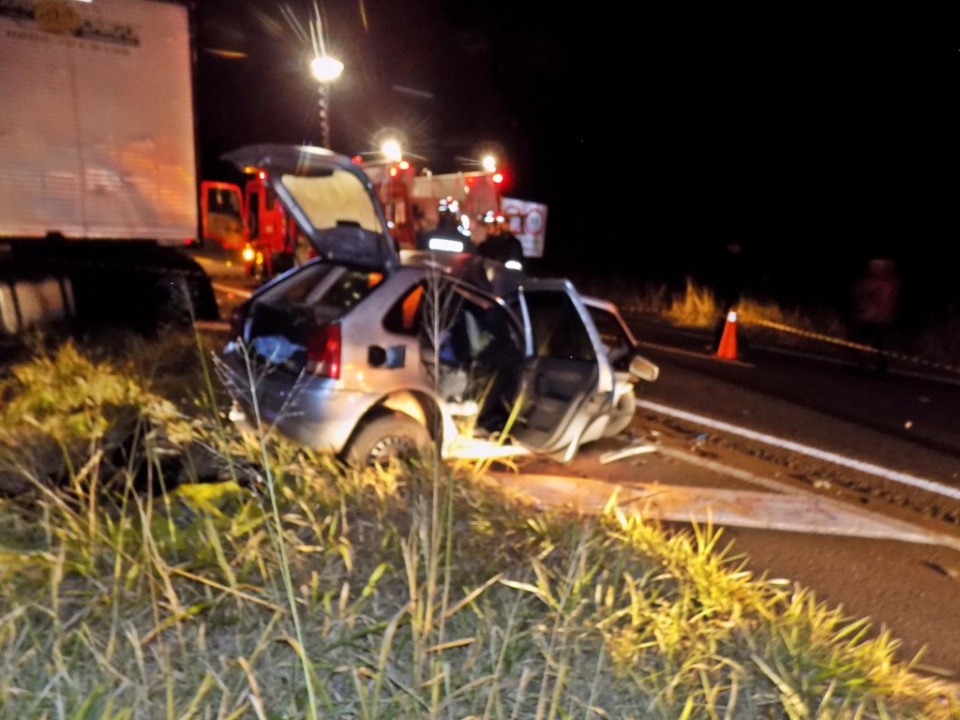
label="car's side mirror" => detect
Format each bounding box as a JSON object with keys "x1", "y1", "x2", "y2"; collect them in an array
[{"x1": 629, "y1": 353, "x2": 659, "y2": 382}]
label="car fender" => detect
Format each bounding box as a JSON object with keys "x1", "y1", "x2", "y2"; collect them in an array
[{"x1": 377, "y1": 389, "x2": 460, "y2": 457}]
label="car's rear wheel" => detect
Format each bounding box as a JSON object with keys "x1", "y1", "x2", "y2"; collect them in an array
[{"x1": 344, "y1": 413, "x2": 433, "y2": 468}]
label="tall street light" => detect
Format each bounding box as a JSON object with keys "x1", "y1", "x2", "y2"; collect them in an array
[
  {"x1": 381, "y1": 138, "x2": 403, "y2": 163},
  {"x1": 310, "y1": 54, "x2": 343, "y2": 149}
]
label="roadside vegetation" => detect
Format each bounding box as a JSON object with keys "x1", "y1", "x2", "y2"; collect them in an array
[
  {"x1": 573, "y1": 275, "x2": 856, "y2": 354},
  {"x1": 1, "y1": 281, "x2": 959, "y2": 719},
  {"x1": 573, "y1": 273, "x2": 960, "y2": 372}
]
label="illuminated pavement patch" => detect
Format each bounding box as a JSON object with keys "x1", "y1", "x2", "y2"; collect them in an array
[{"x1": 487, "y1": 469, "x2": 960, "y2": 552}]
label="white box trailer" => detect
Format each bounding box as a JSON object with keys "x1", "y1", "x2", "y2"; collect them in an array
[{"x1": 0, "y1": 0, "x2": 217, "y2": 333}]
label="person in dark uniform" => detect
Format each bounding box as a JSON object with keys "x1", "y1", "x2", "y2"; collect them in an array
[
  {"x1": 478, "y1": 217, "x2": 524, "y2": 269},
  {"x1": 417, "y1": 198, "x2": 474, "y2": 253}
]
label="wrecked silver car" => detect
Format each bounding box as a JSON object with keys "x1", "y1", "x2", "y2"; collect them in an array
[{"x1": 217, "y1": 144, "x2": 658, "y2": 467}]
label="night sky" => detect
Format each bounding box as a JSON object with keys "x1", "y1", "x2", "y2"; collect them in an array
[{"x1": 195, "y1": 1, "x2": 960, "y2": 322}]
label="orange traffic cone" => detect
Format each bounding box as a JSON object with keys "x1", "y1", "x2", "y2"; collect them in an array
[{"x1": 715, "y1": 309, "x2": 738, "y2": 360}]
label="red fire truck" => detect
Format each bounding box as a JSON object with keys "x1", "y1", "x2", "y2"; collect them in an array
[
  {"x1": 241, "y1": 172, "x2": 301, "y2": 278},
  {"x1": 359, "y1": 158, "x2": 547, "y2": 263},
  {"x1": 199, "y1": 179, "x2": 285, "y2": 279},
  {"x1": 234, "y1": 156, "x2": 548, "y2": 280}
]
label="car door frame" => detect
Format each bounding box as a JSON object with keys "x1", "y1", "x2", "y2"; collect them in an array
[{"x1": 509, "y1": 278, "x2": 617, "y2": 461}]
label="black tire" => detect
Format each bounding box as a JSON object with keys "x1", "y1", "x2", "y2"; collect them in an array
[
  {"x1": 343, "y1": 413, "x2": 432, "y2": 468},
  {"x1": 153, "y1": 272, "x2": 194, "y2": 327}
]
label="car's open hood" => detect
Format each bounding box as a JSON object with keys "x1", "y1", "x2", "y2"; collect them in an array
[{"x1": 223, "y1": 144, "x2": 400, "y2": 272}]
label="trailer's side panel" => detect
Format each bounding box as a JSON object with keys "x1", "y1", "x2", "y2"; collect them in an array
[{"x1": 0, "y1": 0, "x2": 198, "y2": 245}]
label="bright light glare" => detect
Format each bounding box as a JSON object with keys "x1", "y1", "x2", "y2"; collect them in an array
[
  {"x1": 310, "y1": 55, "x2": 344, "y2": 82},
  {"x1": 428, "y1": 237, "x2": 464, "y2": 253},
  {"x1": 481, "y1": 154, "x2": 497, "y2": 173},
  {"x1": 381, "y1": 139, "x2": 402, "y2": 162},
  {"x1": 505, "y1": 259, "x2": 523, "y2": 271}
]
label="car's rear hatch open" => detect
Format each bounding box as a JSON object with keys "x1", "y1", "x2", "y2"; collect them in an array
[
  {"x1": 235, "y1": 263, "x2": 386, "y2": 377},
  {"x1": 222, "y1": 144, "x2": 399, "y2": 273}
]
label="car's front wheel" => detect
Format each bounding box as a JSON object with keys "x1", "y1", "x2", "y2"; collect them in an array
[{"x1": 343, "y1": 413, "x2": 433, "y2": 468}]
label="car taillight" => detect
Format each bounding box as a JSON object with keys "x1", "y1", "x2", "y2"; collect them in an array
[{"x1": 306, "y1": 323, "x2": 341, "y2": 378}]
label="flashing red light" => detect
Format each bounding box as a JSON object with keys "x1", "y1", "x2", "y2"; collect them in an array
[
  {"x1": 389, "y1": 166, "x2": 398, "y2": 177},
  {"x1": 258, "y1": 170, "x2": 266, "y2": 180},
  {"x1": 491, "y1": 171, "x2": 505, "y2": 185},
  {"x1": 399, "y1": 160, "x2": 410, "y2": 170},
  {"x1": 352, "y1": 155, "x2": 363, "y2": 164}
]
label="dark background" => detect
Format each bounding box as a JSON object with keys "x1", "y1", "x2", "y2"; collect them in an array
[{"x1": 194, "y1": 0, "x2": 960, "y2": 327}]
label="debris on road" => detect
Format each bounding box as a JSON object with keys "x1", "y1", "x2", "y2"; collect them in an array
[{"x1": 599, "y1": 441, "x2": 658, "y2": 464}]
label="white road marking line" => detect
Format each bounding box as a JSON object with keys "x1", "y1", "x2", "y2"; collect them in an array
[{"x1": 637, "y1": 399, "x2": 960, "y2": 503}]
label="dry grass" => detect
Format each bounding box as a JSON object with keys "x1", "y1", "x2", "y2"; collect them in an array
[
  {"x1": 574, "y1": 273, "x2": 960, "y2": 369},
  {"x1": 0, "y1": 329, "x2": 957, "y2": 718}
]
